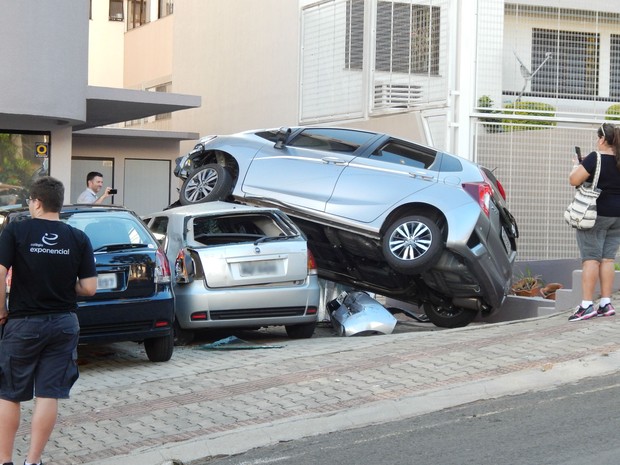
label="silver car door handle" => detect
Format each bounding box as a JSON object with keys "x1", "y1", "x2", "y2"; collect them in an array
[
  {"x1": 408, "y1": 171, "x2": 434, "y2": 181},
  {"x1": 321, "y1": 157, "x2": 347, "y2": 165}
]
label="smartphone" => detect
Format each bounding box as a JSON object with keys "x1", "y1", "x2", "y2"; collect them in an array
[
  {"x1": 574, "y1": 146, "x2": 582, "y2": 162},
  {"x1": 109, "y1": 188, "x2": 118, "y2": 195}
]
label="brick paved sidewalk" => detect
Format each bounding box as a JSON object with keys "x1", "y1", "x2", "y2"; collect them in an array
[{"x1": 12, "y1": 307, "x2": 620, "y2": 465}]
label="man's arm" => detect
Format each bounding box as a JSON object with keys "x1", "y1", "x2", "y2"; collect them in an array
[
  {"x1": 75, "y1": 276, "x2": 97, "y2": 296},
  {"x1": 94, "y1": 187, "x2": 112, "y2": 205}
]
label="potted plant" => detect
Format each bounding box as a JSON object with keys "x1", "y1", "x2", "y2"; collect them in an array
[
  {"x1": 540, "y1": 282, "x2": 563, "y2": 300},
  {"x1": 511, "y1": 269, "x2": 543, "y2": 297}
]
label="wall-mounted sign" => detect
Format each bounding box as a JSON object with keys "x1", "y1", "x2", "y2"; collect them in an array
[{"x1": 35, "y1": 142, "x2": 49, "y2": 158}]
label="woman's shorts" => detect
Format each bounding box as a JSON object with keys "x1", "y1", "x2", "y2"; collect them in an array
[
  {"x1": 0, "y1": 312, "x2": 80, "y2": 402},
  {"x1": 576, "y1": 216, "x2": 620, "y2": 261}
]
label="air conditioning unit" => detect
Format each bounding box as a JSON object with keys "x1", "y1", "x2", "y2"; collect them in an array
[{"x1": 373, "y1": 83, "x2": 422, "y2": 109}]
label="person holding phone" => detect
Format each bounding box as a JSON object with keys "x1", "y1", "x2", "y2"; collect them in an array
[
  {"x1": 568, "y1": 123, "x2": 620, "y2": 321},
  {"x1": 76, "y1": 172, "x2": 115, "y2": 204}
]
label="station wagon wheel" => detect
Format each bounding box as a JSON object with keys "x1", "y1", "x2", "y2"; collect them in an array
[
  {"x1": 180, "y1": 163, "x2": 233, "y2": 205},
  {"x1": 381, "y1": 214, "x2": 443, "y2": 274},
  {"x1": 173, "y1": 320, "x2": 195, "y2": 346},
  {"x1": 422, "y1": 302, "x2": 477, "y2": 328},
  {"x1": 285, "y1": 322, "x2": 317, "y2": 339}
]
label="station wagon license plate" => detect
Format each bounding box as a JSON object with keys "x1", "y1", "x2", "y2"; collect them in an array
[
  {"x1": 239, "y1": 260, "x2": 278, "y2": 277},
  {"x1": 97, "y1": 273, "x2": 118, "y2": 290}
]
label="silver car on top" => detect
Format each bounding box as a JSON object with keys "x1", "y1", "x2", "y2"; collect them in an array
[
  {"x1": 143, "y1": 202, "x2": 320, "y2": 344},
  {"x1": 173, "y1": 127, "x2": 519, "y2": 329}
]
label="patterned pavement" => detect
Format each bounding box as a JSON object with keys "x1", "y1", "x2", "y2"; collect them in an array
[{"x1": 12, "y1": 306, "x2": 620, "y2": 465}]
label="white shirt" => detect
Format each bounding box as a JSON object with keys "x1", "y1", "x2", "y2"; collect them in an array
[{"x1": 76, "y1": 188, "x2": 97, "y2": 204}]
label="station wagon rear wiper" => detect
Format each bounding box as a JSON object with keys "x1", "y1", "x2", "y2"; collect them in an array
[
  {"x1": 93, "y1": 243, "x2": 150, "y2": 253},
  {"x1": 254, "y1": 234, "x2": 299, "y2": 245}
]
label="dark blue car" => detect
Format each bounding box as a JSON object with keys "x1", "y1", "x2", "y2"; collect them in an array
[{"x1": 0, "y1": 205, "x2": 175, "y2": 362}]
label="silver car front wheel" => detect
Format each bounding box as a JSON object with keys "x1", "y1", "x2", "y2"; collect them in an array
[{"x1": 179, "y1": 163, "x2": 232, "y2": 205}]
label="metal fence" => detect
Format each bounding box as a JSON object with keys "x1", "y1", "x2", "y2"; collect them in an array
[{"x1": 474, "y1": 122, "x2": 602, "y2": 261}]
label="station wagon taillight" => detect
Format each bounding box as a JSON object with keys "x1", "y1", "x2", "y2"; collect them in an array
[
  {"x1": 174, "y1": 248, "x2": 195, "y2": 283},
  {"x1": 307, "y1": 249, "x2": 317, "y2": 275},
  {"x1": 154, "y1": 249, "x2": 171, "y2": 284}
]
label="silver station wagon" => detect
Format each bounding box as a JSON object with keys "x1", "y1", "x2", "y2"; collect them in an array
[
  {"x1": 143, "y1": 202, "x2": 321, "y2": 344},
  {"x1": 172, "y1": 127, "x2": 519, "y2": 329}
]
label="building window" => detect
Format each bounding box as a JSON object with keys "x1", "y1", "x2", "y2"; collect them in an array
[
  {"x1": 610, "y1": 35, "x2": 620, "y2": 99},
  {"x1": 346, "y1": 0, "x2": 440, "y2": 75},
  {"x1": 148, "y1": 82, "x2": 172, "y2": 121},
  {"x1": 159, "y1": 0, "x2": 173, "y2": 18},
  {"x1": 109, "y1": 0, "x2": 123, "y2": 21},
  {"x1": 128, "y1": 0, "x2": 149, "y2": 30},
  {"x1": 531, "y1": 28, "x2": 599, "y2": 97},
  {"x1": 0, "y1": 131, "x2": 50, "y2": 208}
]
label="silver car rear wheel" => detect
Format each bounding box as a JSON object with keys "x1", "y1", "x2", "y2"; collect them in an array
[{"x1": 382, "y1": 215, "x2": 443, "y2": 274}]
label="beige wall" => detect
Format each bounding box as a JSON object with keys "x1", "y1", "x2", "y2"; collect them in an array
[
  {"x1": 124, "y1": 14, "x2": 174, "y2": 89},
  {"x1": 169, "y1": 0, "x2": 301, "y2": 154},
  {"x1": 101, "y1": 0, "x2": 431, "y2": 160},
  {"x1": 88, "y1": 0, "x2": 126, "y2": 87}
]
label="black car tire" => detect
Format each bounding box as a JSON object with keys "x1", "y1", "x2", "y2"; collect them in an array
[
  {"x1": 179, "y1": 164, "x2": 233, "y2": 205},
  {"x1": 144, "y1": 332, "x2": 174, "y2": 362},
  {"x1": 382, "y1": 214, "x2": 444, "y2": 274},
  {"x1": 422, "y1": 302, "x2": 477, "y2": 328},
  {"x1": 285, "y1": 322, "x2": 317, "y2": 339}
]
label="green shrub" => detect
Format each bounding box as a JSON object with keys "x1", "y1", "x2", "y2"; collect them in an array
[
  {"x1": 605, "y1": 104, "x2": 620, "y2": 121},
  {"x1": 501, "y1": 101, "x2": 556, "y2": 131},
  {"x1": 477, "y1": 96, "x2": 503, "y2": 133}
]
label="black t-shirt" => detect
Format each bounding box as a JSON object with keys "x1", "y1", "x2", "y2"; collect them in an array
[
  {"x1": 0, "y1": 218, "x2": 97, "y2": 316},
  {"x1": 582, "y1": 151, "x2": 620, "y2": 217}
]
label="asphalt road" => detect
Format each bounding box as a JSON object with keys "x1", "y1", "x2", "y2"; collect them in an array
[{"x1": 198, "y1": 372, "x2": 620, "y2": 465}]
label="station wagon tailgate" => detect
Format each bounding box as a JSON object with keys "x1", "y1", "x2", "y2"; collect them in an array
[{"x1": 194, "y1": 241, "x2": 310, "y2": 288}]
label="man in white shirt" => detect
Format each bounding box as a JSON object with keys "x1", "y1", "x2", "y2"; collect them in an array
[{"x1": 76, "y1": 172, "x2": 113, "y2": 204}]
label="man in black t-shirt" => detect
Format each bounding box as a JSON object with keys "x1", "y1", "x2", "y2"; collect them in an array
[{"x1": 0, "y1": 177, "x2": 97, "y2": 465}]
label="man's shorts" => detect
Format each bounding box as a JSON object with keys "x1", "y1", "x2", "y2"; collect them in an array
[
  {"x1": 576, "y1": 216, "x2": 620, "y2": 261},
  {"x1": 0, "y1": 312, "x2": 80, "y2": 402}
]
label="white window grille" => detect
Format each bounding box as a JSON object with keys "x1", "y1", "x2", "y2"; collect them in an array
[
  {"x1": 300, "y1": 0, "x2": 448, "y2": 123},
  {"x1": 300, "y1": 0, "x2": 364, "y2": 123}
]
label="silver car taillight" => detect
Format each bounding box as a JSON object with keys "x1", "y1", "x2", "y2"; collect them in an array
[
  {"x1": 462, "y1": 182, "x2": 493, "y2": 217},
  {"x1": 154, "y1": 248, "x2": 171, "y2": 284}
]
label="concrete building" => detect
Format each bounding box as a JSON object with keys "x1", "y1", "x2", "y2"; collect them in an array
[{"x1": 0, "y1": 0, "x2": 200, "y2": 215}]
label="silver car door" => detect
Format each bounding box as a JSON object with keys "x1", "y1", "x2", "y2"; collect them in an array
[
  {"x1": 241, "y1": 128, "x2": 375, "y2": 212},
  {"x1": 325, "y1": 139, "x2": 439, "y2": 222}
]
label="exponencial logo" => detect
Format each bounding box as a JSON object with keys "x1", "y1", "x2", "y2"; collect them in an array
[{"x1": 41, "y1": 233, "x2": 59, "y2": 246}]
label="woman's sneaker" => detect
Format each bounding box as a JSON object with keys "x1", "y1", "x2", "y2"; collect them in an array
[
  {"x1": 597, "y1": 303, "x2": 616, "y2": 317},
  {"x1": 568, "y1": 304, "x2": 597, "y2": 321}
]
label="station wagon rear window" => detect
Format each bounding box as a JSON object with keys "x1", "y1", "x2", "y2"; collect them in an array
[{"x1": 190, "y1": 213, "x2": 294, "y2": 246}]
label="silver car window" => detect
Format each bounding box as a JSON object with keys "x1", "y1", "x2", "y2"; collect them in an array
[
  {"x1": 288, "y1": 128, "x2": 376, "y2": 153},
  {"x1": 370, "y1": 141, "x2": 437, "y2": 169}
]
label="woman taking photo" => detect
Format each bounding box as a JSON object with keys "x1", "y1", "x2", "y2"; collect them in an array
[{"x1": 568, "y1": 122, "x2": 620, "y2": 321}]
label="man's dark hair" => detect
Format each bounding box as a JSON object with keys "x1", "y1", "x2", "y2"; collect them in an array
[
  {"x1": 86, "y1": 171, "x2": 103, "y2": 184},
  {"x1": 30, "y1": 176, "x2": 64, "y2": 213}
]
